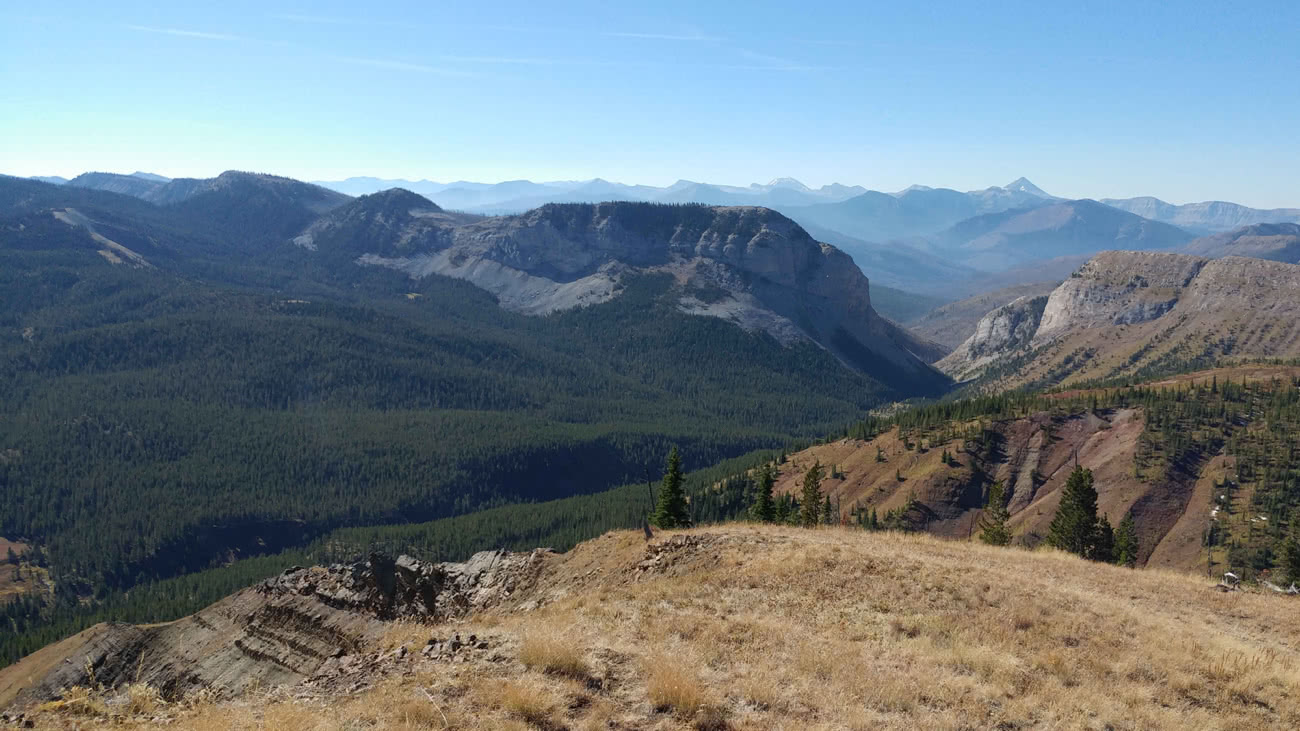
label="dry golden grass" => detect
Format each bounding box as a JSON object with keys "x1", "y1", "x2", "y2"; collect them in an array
[
  {"x1": 497, "y1": 677, "x2": 558, "y2": 726},
  {"x1": 519, "y1": 626, "x2": 590, "y2": 678},
  {"x1": 20, "y1": 524, "x2": 1300, "y2": 729},
  {"x1": 645, "y1": 655, "x2": 710, "y2": 717}
]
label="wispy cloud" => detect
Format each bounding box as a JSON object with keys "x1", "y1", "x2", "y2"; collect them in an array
[
  {"x1": 124, "y1": 24, "x2": 243, "y2": 41},
  {"x1": 332, "y1": 56, "x2": 479, "y2": 77}
]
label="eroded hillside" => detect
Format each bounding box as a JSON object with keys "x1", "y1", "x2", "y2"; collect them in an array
[
  {"x1": 771, "y1": 366, "x2": 1300, "y2": 577},
  {"x1": 4, "y1": 526, "x2": 1299, "y2": 730},
  {"x1": 940, "y1": 251, "x2": 1300, "y2": 388}
]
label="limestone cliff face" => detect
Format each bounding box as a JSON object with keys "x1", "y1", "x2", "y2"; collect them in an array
[
  {"x1": 300, "y1": 197, "x2": 948, "y2": 391},
  {"x1": 936, "y1": 295, "x2": 1048, "y2": 380},
  {"x1": 1035, "y1": 251, "x2": 1207, "y2": 338},
  {"x1": 938, "y1": 250, "x2": 1300, "y2": 385}
]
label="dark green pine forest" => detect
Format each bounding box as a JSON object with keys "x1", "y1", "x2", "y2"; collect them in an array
[
  {"x1": 10, "y1": 174, "x2": 1296, "y2": 672},
  {"x1": 0, "y1": 176, "x2": 909, "y2": 665}
]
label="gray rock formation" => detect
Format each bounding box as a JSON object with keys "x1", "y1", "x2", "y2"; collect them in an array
[
  {"x1": 937, "y1": 250, "x2": 1300, "y2": 383},
  {"x1": 301, "y1": 195, "x2": 949, "y2": 390},
  {"x1": 1035, "y1": 251, "x2": 1207, "y2": 338},
  {"x1": 936, "y1": 295, "x2": 1048, "y2": 380},
  {"x1": 1, "y1": 550, "x2": 549, "y2": 710}
]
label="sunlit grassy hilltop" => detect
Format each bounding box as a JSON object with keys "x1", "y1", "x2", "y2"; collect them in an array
[{"x1": 13, "y1": 524, "x2": 1300, "y2": 730}]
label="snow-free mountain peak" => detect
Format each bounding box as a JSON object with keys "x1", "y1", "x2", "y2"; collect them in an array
[
  {"x1": 765, "y1": 177, "x2": 812, "y2": 192},
  {"x1": 1003, "y1": 177, "x2": 1051, "y2": 197}
]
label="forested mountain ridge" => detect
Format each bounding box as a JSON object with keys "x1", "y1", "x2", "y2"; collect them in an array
[
  {"x1": 9, "y1": 369, "x2": 1300, "y2": 728},
  {"x1": 771, "y1": 365, "x2": 1300, "y2": 578},
  {"x1": 298, "y1": 195, "x2": 951, "y2": 386},
  {"x1": 0, "y1": 174, "x2": 950, "y2": 662}
]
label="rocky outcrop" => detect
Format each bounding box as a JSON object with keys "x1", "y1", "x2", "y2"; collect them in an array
[
  {"x1": 936, "y1": 295, "x2": 1048, "y2": 380},
  {"x1": 938, "y1": 250, "x2": 1300, "y2": 385},
  {"x1": 301, "y1": 198, "x2": 950, "y2": 392},
  {"x1": 0, "y1": 550, "x2": 549, "y2": 710},
  {"x1": 1035, "y1": 251, "x2": 1207, "y2": 338}
]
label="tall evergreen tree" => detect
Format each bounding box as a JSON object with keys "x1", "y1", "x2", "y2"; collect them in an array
[
  {"x1": 821, "y1": 495, "x2": 835, "y2": 525},
  {"x1": 652, "y1": 446, "x2": 690, "y2": 529},
  {"x1": 978, "y1": 482, "x2": 1012, "y2": 546},
  {"x1": 1113, "y1": 512, "x2": 1138, "y2": 567},
  {"x1": 799, "y1": 461, "x2": 824, "y2": 528},
  {"x1": 1280, "y1": 517, "x2": 1300, "y2": 586},
  {"x1": 750, "y1": 464, "x2": 776, "y2": 523},
  {"x1": 1090, "y1": 515, "x2": 1115, "y2": 563},
  {"x1": 1046, "y1": 466, "x2": 1103, "y2": 557}
]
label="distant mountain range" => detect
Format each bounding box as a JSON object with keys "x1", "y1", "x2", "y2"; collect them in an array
[
  {"x1": 1102, "y1": 197, "x2": 1300, "y2": 233},
  {"x1": 31, "y1": 169, "x2": 1300, "y2": 300},
  {"x1": 305, "y1": 175, "x2": 870, "y2": 213}
]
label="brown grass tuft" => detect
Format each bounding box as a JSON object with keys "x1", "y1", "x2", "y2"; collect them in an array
[
  {"x1": 499, "y1": 679, "x2": 557, "y2": 727},
  {"x1": 645, "y1": 655, "x2": 709, "y2": 717},
  {"x1": 519, "y1": 628, "x2": 590, "y2": 679}
]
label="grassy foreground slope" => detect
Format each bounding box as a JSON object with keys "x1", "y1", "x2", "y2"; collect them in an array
[{"x1": 14, "y1": 525, "x2": 1300, "y2": 730}]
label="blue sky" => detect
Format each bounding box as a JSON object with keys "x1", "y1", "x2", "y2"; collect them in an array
[{"x1": 2, "y1": 1, "x2": 1298, "y2": 207}]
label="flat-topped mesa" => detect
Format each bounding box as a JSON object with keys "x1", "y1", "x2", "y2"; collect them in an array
[
  {"x1": 1036, "y1": 251, "x2": 1208, "y2": 338},
  {"x1": 1183, "y1": 255, "x2": 1300, "y2": 312},
  {"x1": 452, "y1": 202, "x2": 836, "y2": 284},
  {"x1": 300, "y1": 199, "x2": 945, "y2": 390}
]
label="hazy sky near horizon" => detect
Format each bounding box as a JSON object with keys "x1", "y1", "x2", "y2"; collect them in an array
[{"x1": 2, "y1": 1, "x2": 1298, "y2": 207}]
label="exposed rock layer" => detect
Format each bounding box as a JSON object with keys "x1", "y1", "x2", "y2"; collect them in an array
[
  {"x1": 303, "y1": 195, "x2": 949, "y2": 389},
  {"x1": 0, "y1": 550, "x2": 549, "y2": 710}
]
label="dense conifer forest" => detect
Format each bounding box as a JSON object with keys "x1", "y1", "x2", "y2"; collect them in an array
[
  {"x1": 0, "y1": 178, "x2": 888, "y2": 665},
  {"x1": 6, "y1": 176, "x2": 1300, "y2": 676}
]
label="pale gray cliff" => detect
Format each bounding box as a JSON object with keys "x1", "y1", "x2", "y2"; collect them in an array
[
  {"x1": 938, "y1": 250, "x2": 1300, "y2": 383},
  {"x1": 297, "y1": 194, "x2": 949, "y2": 388}
]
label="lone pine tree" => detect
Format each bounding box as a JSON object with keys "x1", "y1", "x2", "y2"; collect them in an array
[
  {"x1": 1046, "y1": 465, "x2": 1106, "y2": 559},
  {"x1": 652, "y1": 446, "x2": 690, "y2": 529},
  {"x1": 978, "y1": 482, "x2": 1012, "y2": 546},
  {"x1": 800, "y1": 461, "x2": 824, "y2": 528}
]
